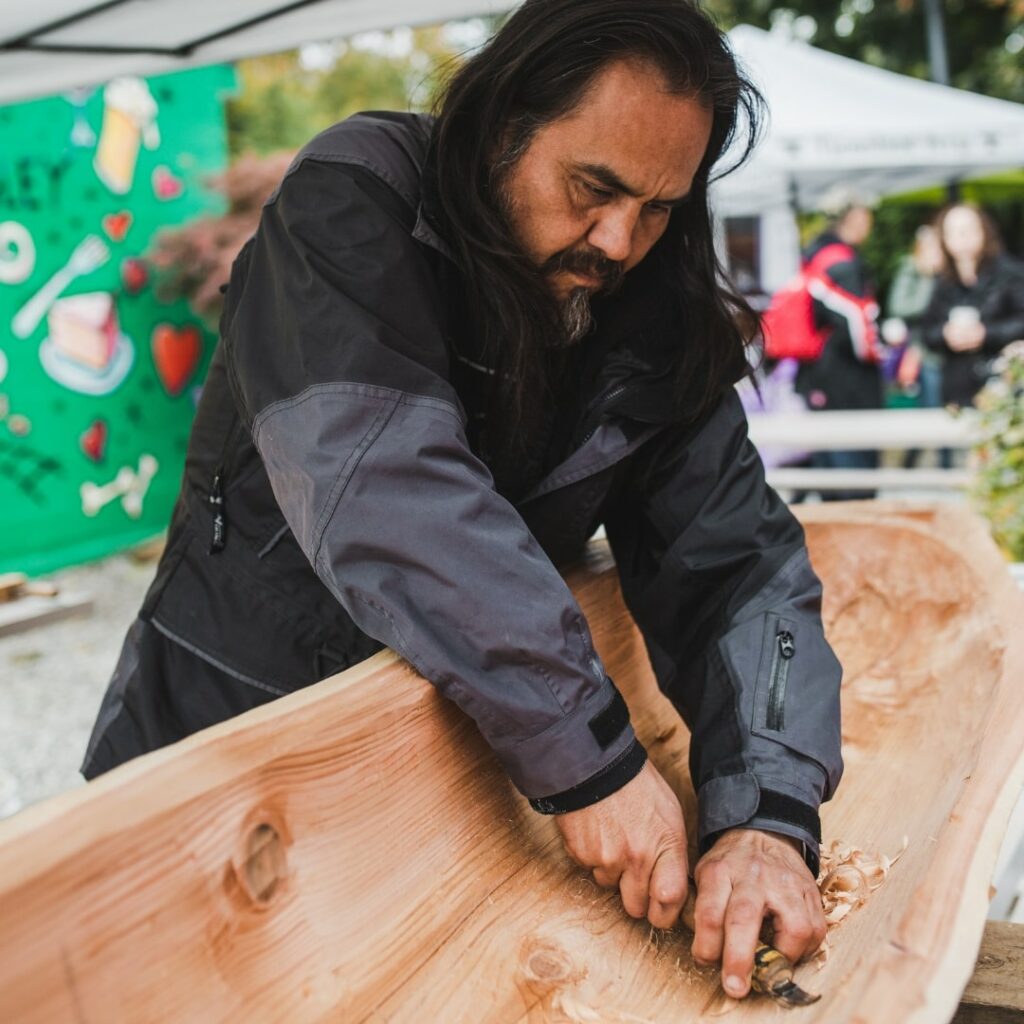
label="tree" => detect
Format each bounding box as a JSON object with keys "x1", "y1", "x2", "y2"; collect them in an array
[
  {"x1": 705, "y1": 0, "x2": 1024, "y2": 102},
  {"x1": 226, "y1": 23, "x2": 483, "y2": 159}
]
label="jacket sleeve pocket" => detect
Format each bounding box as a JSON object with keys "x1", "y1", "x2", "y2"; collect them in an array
[{"x1": 724, "y1": 611, "x2": 843, "y2": 799}]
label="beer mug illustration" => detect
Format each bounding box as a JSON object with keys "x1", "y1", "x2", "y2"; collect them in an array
[{"x1": 93, "y1": 77, "x2": 161, "y2": 195}]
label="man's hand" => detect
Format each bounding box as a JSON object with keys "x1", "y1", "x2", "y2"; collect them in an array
[
  {"x1": 554, "y1": 760, "x2": 688, "y2": 929},
  {"x1": 692, "y1": 829, "x2": 825, "y2": 999}
]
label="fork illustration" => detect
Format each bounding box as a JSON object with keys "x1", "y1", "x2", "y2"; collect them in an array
[{"x1": 12, "y1": 234, "x2": 111, "y2": 339}]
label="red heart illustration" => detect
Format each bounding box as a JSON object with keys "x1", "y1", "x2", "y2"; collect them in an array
[
  {"x1": 102, "y1": 211, "x2": 133, "y2": 242},
  {"x1": 121, "y1": 257, "x2": 149, "y2": 294},
  {"x1": 80, "y1": 419, "x2": 108, "y2": 463},
  {"x1": 151, "y1": 325, "x2": 201, "y2": 396},
  {"x1": 152, "y1": 166, "x2": 184, "y2": 201}
]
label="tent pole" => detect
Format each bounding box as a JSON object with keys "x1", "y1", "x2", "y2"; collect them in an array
[{"x1": 922, "y1": 0, "x2": 951, "y2": 86}]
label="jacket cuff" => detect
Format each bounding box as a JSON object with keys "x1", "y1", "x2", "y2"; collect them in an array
[
  {"x1": 529, "y1": 738, "x2": 647, "y2": 815},
  {"x1": 697, "y1": 773, "x2": 822, "y2": 877},
  {"x1": 493, "y1": 679, "x2": 640, "y2": 799}
]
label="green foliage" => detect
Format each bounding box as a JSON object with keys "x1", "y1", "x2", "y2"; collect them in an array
[
  {"x1": 705, "y1": 0, "x2": 1024, "y2": 103},
  {"x1": 226, "y1": 27, "x2": 467, "y2": 159},
  {"x1": 970, "y1": 343, "x2": 1024, "y2": 561}
]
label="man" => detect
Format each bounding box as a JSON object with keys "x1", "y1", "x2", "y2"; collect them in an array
[
  {"x1": 83, "y1": 0, "x2": 842, "y2": 1000},
  {"x1": 795, "y1": 191, "x2": 885, "y2": 499}
]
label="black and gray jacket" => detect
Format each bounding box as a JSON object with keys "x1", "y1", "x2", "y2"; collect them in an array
[{"x1": 84, "y1": 113, "x2": 842, "y2": 872}]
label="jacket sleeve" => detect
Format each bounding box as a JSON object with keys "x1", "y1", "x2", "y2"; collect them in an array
[
  {"x1": 604, "y1": 391, "x2": 843, "y2": 875},
  {"x1": 221, "y1": 154, "x2": 646, "y2": 807},
  {"x1": 981, "y1": 264, "x2": 1024, "y2": 351}
]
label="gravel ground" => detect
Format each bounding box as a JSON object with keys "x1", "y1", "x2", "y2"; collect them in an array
[{"x1": 0, "y1": 553, "x2": 155, "y2": 816}]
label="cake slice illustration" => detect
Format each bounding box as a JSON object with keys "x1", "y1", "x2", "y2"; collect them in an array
[
  {"x1": 40, "y1": 292, "x2": 134, "y2": 395},
  {"x1": 47, "y1": 292, "x2": 119, "y2": 371}
]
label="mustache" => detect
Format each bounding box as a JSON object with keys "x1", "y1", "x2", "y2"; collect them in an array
[{"x1": 541, "y1": 246, "x2": 625, "y2": 293}]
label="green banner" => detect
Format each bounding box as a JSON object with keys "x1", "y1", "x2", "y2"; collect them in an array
[{"x1": 0, "y1": 65, "x2": 237, "y2": 575}]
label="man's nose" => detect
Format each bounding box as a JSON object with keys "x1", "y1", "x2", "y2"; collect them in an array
[{"x1": 587, "y1": 204, "x2": 638, "y2": 265}]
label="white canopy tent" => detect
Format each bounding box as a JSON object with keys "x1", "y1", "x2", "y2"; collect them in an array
[
  {"x1": 0, "y1": 0, "x2": 519, "y2": 106},
  {"x1": 715, "y1": 25, "x2": 1024, "y2": 289},
  {"x1": 718, "y1": 24, "x2": 1024, "y2": 216}
]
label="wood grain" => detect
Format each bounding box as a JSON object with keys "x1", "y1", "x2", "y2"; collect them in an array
[{"x1": 0, "y1": 503, "x2": 1021, "y2": 1023}]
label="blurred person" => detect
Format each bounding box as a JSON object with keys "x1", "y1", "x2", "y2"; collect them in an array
[
  {"x1": 923, "y1": 202, "x2": 1024, "y2": 408},
  {"x1": 82, "y1": 1, "x2": 843, "y2": 997},
  {"x1": 794, "y1": 191, "x2": 884, "y2": 500},
  {"x1": 886, "y1": 224, "x2": 947, "y2": 468}
]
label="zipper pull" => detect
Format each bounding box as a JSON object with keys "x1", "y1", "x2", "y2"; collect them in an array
[
  {"x1": 209, "y1": 470, "x2": 226, "y2": 554},
  {"x1": 778, "y1": 631, "x2": 795, "y2": 659}
]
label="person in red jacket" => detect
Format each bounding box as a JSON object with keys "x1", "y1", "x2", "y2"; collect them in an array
[{"x1": 795, "y1": 192, "x2": 884, "y2": 499}]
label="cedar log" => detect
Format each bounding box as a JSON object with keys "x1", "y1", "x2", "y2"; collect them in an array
[{"x1": 0, "y1": 503, "x2": 1022, "y2": 1022}]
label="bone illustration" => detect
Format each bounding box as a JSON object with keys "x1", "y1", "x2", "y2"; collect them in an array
[{"x1": 81, "y1": 454, "x2": 158, "y2": 518}]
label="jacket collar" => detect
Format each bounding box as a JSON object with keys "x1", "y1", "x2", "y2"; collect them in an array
[{"x1": 412, "y1": 123, "x2": 456, "y2": 263}]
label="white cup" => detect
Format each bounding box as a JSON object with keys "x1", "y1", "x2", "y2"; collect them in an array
[
  {"x1": 881, "y1": 317, "x2": 908, "y2": 345},
  {"x1": 949, "y1": 305, "x2": 980, "y2": 327}
]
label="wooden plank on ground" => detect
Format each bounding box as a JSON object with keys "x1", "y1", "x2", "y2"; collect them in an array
[
  {"x1": 953, "y1": 921, "x2": 1024, "y2": 1024},
  {"x1": 0, "y1": 503, "x2": 1021, "y2": 1022},
  {"x1": 0, "y1": 590, "x2": 93, "y2": 638}
]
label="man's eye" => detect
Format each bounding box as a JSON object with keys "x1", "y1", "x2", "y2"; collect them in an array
[
  {"x1": 583, "y1": 182, "x2": 614, "y2": 200},
  {"x1": 645, "y1": 203, "x2": 673, "y2": 215}
]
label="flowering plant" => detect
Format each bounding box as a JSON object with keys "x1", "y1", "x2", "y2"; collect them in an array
[{"x1": 971, "y1": 341, "x2": 1024, "y2": 561}]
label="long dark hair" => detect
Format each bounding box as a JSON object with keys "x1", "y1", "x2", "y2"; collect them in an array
[
  {"x1": 934, "y1": 202, "x2": 1005, "y2": 283},
  {"x1": 430, "y1": 0, "x2": 764, "y2": 452}
]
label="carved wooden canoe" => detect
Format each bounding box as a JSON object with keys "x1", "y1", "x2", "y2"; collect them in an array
[{"x1": 0, "y1": 503, "x2": 1021, "y2": 1022}]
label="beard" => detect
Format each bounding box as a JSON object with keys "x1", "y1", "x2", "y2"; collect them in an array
[
  {"x1": 560, "y1": 286, "x2": 596, "y2": 346},
  {"x1": 539, "y1": 247, "x2": 625, "y2": 346},
  {"x1": 493, "y1": 153, "x2": 624, "y2": 347}
]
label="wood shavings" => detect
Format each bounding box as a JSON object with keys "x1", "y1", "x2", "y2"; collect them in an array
[{"x1": 811, "y1": 836, "x2": 909, "y2": 966}]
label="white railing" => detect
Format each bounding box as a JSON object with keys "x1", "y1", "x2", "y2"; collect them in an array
[{"x1": 746, "y1": 409, "x2": 975, "y2": 493}]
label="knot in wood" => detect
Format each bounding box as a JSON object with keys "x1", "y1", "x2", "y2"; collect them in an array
[
  {"x1": 520, "y1": 938, "x2": 578, "y2": 987},
  {"x1": 235, "y1": 822, "x2": 287, "y2": 907}
]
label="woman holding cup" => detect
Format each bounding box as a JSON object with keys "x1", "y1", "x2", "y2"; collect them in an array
[{"x1": 923, "y1": 203, "x2": 1024, "y2": 407}]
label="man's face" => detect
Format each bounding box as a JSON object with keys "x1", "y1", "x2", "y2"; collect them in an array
[{"x1": 497, "y1": 59, "x2": 714, "y2": 333}]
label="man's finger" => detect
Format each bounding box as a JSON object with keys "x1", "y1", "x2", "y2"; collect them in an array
[
  {"x1": 768, "y1": 893, "x2": 820, "y2": 964},
  {"x1": 618, "y1": 854, "x2": 654, "y2": 919},
  {"x1": 690, "y1": 864, "x2": 731, "y2": 966},
  {"x1": 647, "y1": 844, "x2": 688, "y2": 929},
  {"x1": 720, "y1": 888, "x2": 766, "y2": 998},
  {"x1": 802, "y1": 886, "x2": 828, "y2": 957},
  {"x1": 592, "y1": 865, "x2": 623, "y2": 889}
]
